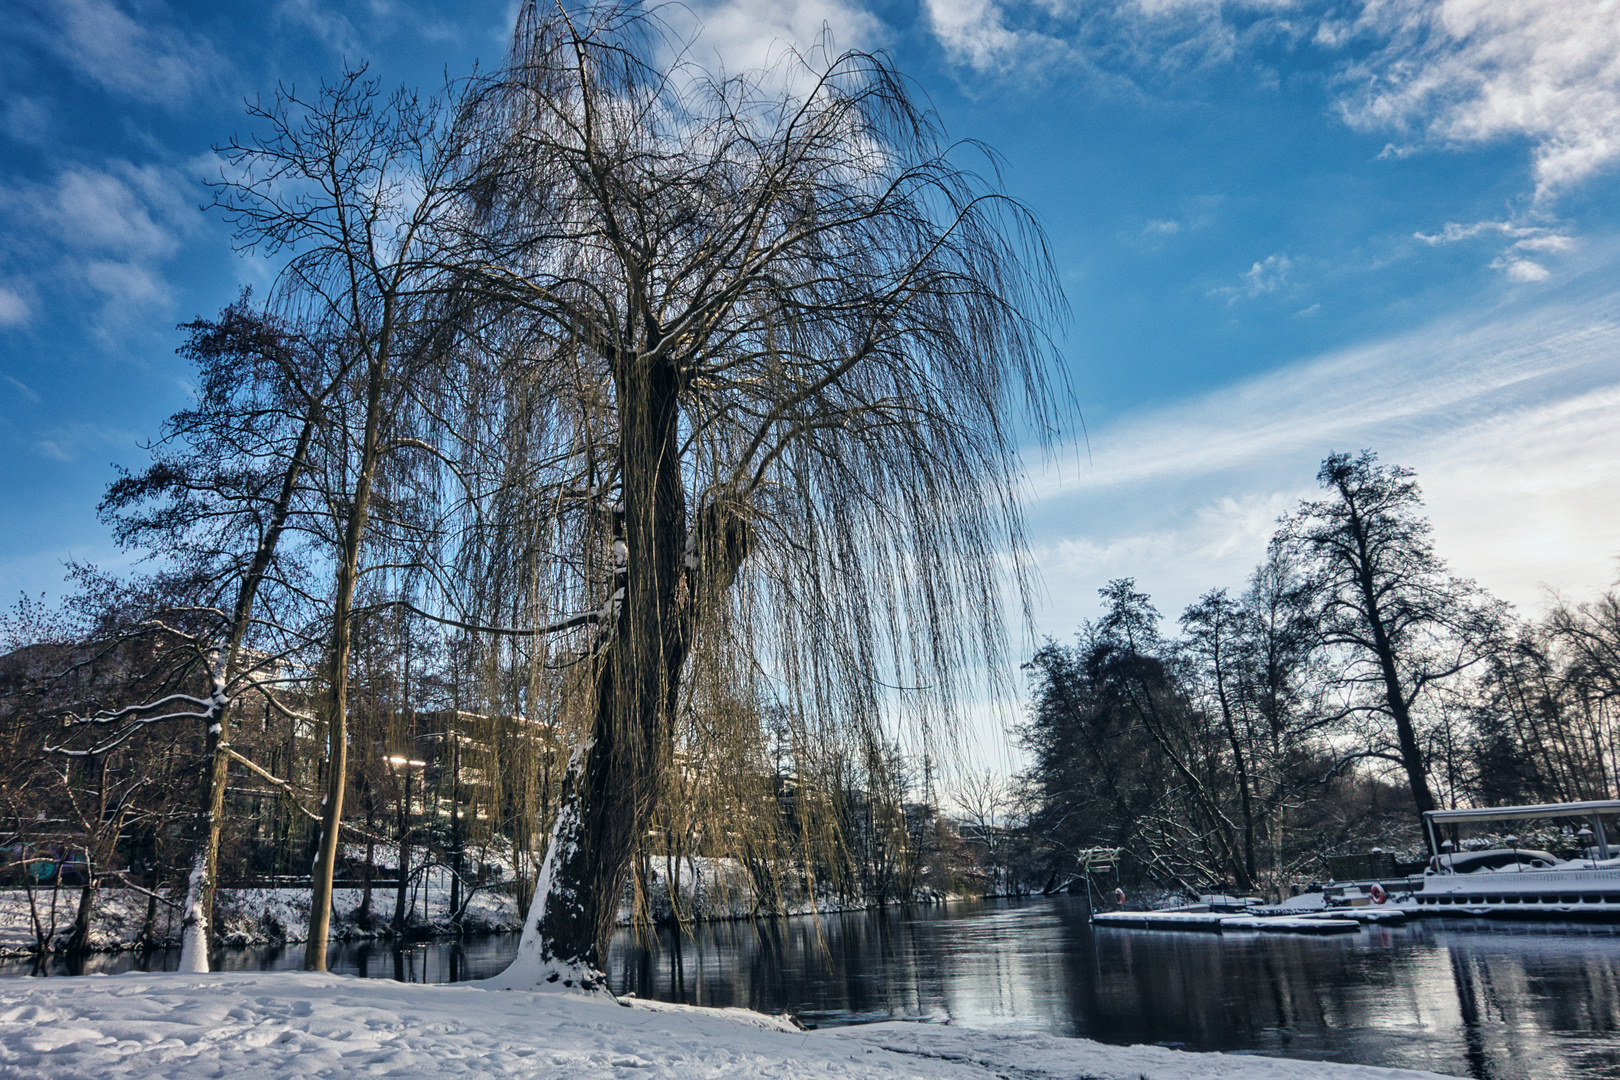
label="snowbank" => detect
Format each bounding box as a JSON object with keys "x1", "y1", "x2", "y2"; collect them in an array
[{"x1": 0, "y1": 970, "x2": 1464, "y2": 1080}]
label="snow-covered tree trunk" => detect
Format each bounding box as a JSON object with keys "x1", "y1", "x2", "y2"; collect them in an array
[
  {"x1": 177, "y1": 653, "x2": 232, "y2": 973},
  {"x1": 481, "y1": 755, "x2": 599, "y2": 990}
]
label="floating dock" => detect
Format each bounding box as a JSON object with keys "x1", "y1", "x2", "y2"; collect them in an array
[{"x1": 1092, "y1": 910, "x2": 1363, "y2": 933}]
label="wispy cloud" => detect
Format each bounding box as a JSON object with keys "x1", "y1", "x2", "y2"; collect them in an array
[
  {"x1": 1415, "y1": 219, "x2": 1577, "y2": 283},
  {"x1": 1, "y1": 97, "x2": 50, "y2": 146},
  {"x1": 657, "y1": 0, "x2": 887, "y2": 84},
  {"x1": 1209, "y1": 252, "x2": 1291, "y2": 301},
  {"x1": 923, "y1": 0, "x2": 1304, "y2": 80},
  {"x1": 31, "y1": 420, "x2": 138, "y2": 464},
  {"x1": 2, "y1": 376, "x2": 40, "y2": 404},
  {"x1": 1338, "y1": 0, "x2": 1620, "y2": 203},
  {"x1": 0, "y1": 161, "x2": 203, "y2": 328},
  {"x1": 1491, "y1": 256, "x2": 1552, "y2": 284},
  {"x1": 0, "y1": 286, "x2": 30, "y2": 328},
  {"x1": 17, "y1": 0, "x2": 227, "y2": 106},
  {"x1": 922, "y1": 1, "x2": 1620, "y2": 213},
  {"x1": 273, "y1": 0, "x2": 364, "y2": 57},
  {"x1": 1025, "y1": 284, "x2": 1620, "y2": 624}
]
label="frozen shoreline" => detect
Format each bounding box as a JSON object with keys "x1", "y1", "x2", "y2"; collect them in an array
[{"x1": 0, "y1": 970, "x2": 1464, "y2": 1080}]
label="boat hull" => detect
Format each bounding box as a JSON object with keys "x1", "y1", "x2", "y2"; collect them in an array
[{"x1": 1415, "y1": 867, "x2": 1620, "y2": 918}]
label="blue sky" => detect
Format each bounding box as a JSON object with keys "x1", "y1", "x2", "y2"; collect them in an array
[{"x1": 4, "y1": 0, "x2": 1620, "y2": 662}]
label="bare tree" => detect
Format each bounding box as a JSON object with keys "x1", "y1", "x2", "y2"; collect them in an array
[
  {"x1": 459, "y1": 3, "x2": 1066, "y2": 987},
  {"x1": 954, "y1": 770, "x2": 1014, "y2": 892},
  {"x1": 212, "y1": 67, "x2": 473, "y2": 970},
  {"x1": 74, "y1": 299, "x2": 332, "y2": 971},
  {"x1": 1282, "y1": 451, "x2": 1506, "y2": 818}
]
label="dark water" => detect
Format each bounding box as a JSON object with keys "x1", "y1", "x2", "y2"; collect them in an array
[{"x1": 7, "y1": 896, "x2": 1619, "y2": 1080}]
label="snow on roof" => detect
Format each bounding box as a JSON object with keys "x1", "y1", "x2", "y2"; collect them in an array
[{"x1": 1424, "y1": 800, "x2": 1620, "y2": 823}]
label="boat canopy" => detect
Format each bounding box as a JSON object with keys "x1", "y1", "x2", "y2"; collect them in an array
[{"x1": 1423, "y1": 800, "x2": 1620, "y2": 859}]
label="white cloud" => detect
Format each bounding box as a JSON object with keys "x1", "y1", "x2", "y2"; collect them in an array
[
  {"x1": 0, "y1": 287, "x2": 30, "y2": 328},
  {"x1": 1143, "y1": 218, "x2": 1181, "y2": 236},
  {"x1": 661, "y1": 0, "x2": 887, "y2": 82},
  {"x1": 1337, "y1": 0, "x2": 1620, "y2": 201},
  {"x1": 1415, "y1": 218, "x2": 1577, "y2": 279},
  {"x1": 1492, "y1": 256, "x2": 1551, "y2": 283},
  {"x1": 21, "y1": 0, "x2": 226, "y2": 106},
  {"x1": 1209, "y1": 252, "x2": 1291, "y2": 301},
  {"x1": 1240, "y1": 252, "x2": 1289, "y2": 294},
  {"x1": 924, "y1": 0, "x2": 1055, "y2": 75},
  {"x1": 1025, "y1": 285, "x2": 1620, "y2": 627},
  {"x1": 0, "y1": 161, "x2": 201, "y2": 324}
]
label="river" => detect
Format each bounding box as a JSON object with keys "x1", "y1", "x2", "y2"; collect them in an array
[{"x1": 5, "y1": 896, "x2": 1616, "y2": 1079}]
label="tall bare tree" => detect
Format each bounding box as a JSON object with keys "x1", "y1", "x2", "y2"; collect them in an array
[
  {"x1": 212, "y1": 68, "x2": 472, "y2": 969},
  {"x1": 460, "y1": 3, "x2": 1066, "y2": 987},
  {"x1": 1283, "y1": 451, "x2": 1506, "y2": 818}
]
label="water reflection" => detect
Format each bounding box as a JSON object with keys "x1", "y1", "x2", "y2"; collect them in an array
[
  {"x1": 607, "y1": 898, "x2": 1620, "y2": 1080},
  {"x1": 3, "y1": 897, "x2": 1617, "y2": 1079},
  {"x1": 0, "y1": 934, "x2": 520, "y2": 983}
]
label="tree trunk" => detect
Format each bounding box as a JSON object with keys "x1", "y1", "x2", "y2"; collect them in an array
[
  {"x1": 1355, "y1": 553, "x2": 1439, "y2": 816},
  {"x1": 487, "y1": 356, "x2": 694, "y2": 987},
  {"x1": 66, "y1": 875, "x2": 97, "y2": 956},
  {"x1": 1211, "y1": 656, "x2": 1258, "y2": 884},
  {"x1": 394, "y1": 770, "x2": 412, "y2": 933},
  {"x1": 178, "y1": 656, "x2": 233, "y2": 973},
  {"x1": 178, "y1": 407, "x2": 315, "y2": 972},
  {"x1": 305, "y1": 326, "x2": 391, "y2": 970}
]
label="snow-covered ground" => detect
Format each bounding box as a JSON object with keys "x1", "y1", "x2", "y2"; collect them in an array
[{"x1": 0, "y1": 970, "x2": 1464, "y2": 1080}]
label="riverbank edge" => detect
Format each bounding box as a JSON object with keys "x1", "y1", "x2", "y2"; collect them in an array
[{"x1": 0, "y1": 881, "x2": 1023, "y2": 958}]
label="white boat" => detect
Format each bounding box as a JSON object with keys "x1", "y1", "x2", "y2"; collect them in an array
[{"x1": 1412, "y1": 799, "x2": 1620, "y2": 916}]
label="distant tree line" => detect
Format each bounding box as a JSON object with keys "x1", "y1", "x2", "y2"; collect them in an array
[{"x1": 1015, "y1": 451, "x2": 1620, "y2": 900}]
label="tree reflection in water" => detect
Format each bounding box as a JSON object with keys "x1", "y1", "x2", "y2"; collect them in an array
[{"x1": 605, "y1": 898, "x2": 1620, "y2": 1080}]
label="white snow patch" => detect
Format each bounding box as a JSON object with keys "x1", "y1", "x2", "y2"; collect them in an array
[{"x1": 0, "y1": 970, "x2": 1464, "y2": 1080}]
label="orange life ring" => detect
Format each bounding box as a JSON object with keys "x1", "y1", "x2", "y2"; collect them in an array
[{"x1": 1369, "y1": 883, "x2": 1388, "y2": 905}]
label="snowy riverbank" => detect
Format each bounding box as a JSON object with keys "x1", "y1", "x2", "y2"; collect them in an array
[
  {"x1": 0, "y1": 867, "x2": 967, "y2": 955},
  {"x1": 0, "y1": 883, "x2": 523, "y2": 956},
  {"x1": 0, "y1": 970, "x2": 1464, "y2": 1080}
]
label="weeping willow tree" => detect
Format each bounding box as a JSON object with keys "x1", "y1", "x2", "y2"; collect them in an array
[{"x1": 455, "y1": 2, "x2": 1067, "y2": 989}]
